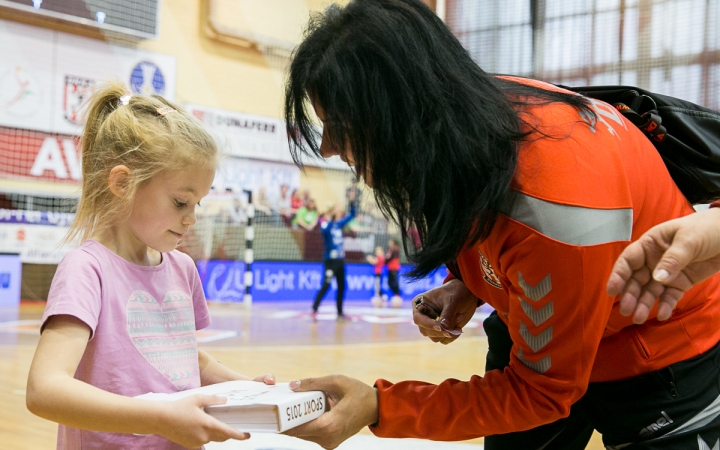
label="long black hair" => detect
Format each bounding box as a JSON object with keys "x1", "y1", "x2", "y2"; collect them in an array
[{"x1": 285, "y1": 0, "x2": 594, "y2": 277}]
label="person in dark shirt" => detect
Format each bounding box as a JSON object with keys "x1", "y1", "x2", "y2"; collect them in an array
[
  {"x1": 312, "y1": 200, "x2": 356, "y2": 320},
  {"x1": 385, "y1": 238, "x2": 402, "y2": 308}
]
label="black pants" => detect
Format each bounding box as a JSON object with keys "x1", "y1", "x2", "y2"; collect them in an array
[
  {"x1": 387, "y1": 270, "x2": 400, "y2": 296},
  {"x1": 312, "y1": 259, "x2": 346, "y2": 315},
  {"x1": 483, "y1": 311, "x2": 720, "y2": 450}
]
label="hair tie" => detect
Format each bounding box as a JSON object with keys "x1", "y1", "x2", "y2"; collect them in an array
[
  {"x1": 119, "y1": 93, "x2": 132, "y2": 106},
  {"x1": 156, "y1": 106, "x2": 177, "y2": 116}
]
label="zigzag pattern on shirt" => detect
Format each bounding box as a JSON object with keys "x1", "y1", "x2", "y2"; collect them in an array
[
  {"x1": 520, "y1": 321, "x2": 553, "y2": 352},
  {"x1": 518, "y1": 349, "x2": 552, "y2": 374},
  {"x1": 132, "y1": 336, "x2": 197, "y2": 347},
  {"x1": 518, "y1": 272, "x2": 552, "y2": 302},
  {"x1": 698, "y1": 435, "x2": 720, "y2": 450},
  {"x1": 520, "y1": 299, "x2": 554, "y2": 326}
]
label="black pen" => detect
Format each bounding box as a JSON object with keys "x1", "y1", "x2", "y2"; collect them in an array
[{"x1": 413, "y1": 296, "x2": 462, "y2": 336}]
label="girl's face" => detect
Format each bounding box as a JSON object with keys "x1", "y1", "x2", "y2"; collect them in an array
[{"x1": 126, "y1": 167, "x2": 214, "y2": 253}]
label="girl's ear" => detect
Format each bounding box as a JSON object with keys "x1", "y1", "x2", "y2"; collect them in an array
[{"x1": 108, "y1": 165, "x2": 132, "y2": 198}]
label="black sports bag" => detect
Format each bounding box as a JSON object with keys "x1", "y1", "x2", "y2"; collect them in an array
[{"x1": 558, "y1": 85, "x2": 720, "y2": 205}]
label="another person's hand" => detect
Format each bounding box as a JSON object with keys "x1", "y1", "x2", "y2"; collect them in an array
[
  {"x1": 411, "y1": 279, "x2": 478, "y2": 345},
  {"x1": 284, "y1": 375, "x2": 378, "y2": 449},
  {"x1": 607, "y1": 207, "x2": 720, "y2": 324},
  {"x1": 252, "y1": 373, "x2": 276, "y2": 384},
  {"x1": 156, "y1": 395, "x2": 249, "y2": 449}
]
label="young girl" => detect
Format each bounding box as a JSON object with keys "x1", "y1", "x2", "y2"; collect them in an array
[
  {"x1": 366, "y1": 246, "x2": 386, "y2": 307},
  {"x1": 26, "y1": 82, "x2": 273, "y2": 449}
]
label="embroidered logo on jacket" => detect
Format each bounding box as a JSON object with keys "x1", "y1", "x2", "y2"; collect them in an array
[
  {"x1": 638, "y1": 411, "x2": 673, "y2": 438},
  {"x1": 479, "y1": 251, "x2": 502, "y2": 289}
]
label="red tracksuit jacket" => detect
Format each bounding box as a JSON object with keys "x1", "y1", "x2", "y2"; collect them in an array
[{"x1": 371, "y1": 78, "x2": 720, "y2": 440}]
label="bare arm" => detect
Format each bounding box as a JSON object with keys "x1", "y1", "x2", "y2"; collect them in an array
[
  {"x1": 27, "y1": 315, "x2": 248, "y2": 447},
  {"x1": 198, "y1": 350, "x2": 275, "y2": 386},
  {"x1": 607, "y1": 207, "x2": 720, "y2": 323}
]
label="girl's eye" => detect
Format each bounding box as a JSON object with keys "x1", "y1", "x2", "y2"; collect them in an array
[{"x1": 174, "y1": 200, "x2": 187, "y2": 208}]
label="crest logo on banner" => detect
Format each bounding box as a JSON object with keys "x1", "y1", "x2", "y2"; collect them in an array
[
  {"x1": 129, "y1": 61, "x2": 165, "y2": 95},
  {"x1": 63, "y1": 75, "x2": 95, "y2": 125},
  {"x1": 0, "y1": 66, "x2": 42, "y2": 118}
]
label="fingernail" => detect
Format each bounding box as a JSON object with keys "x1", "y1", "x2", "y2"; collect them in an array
[
  {"x1": 268, "y1": 374, "x2": 275, "y2": 381},
  {"x1": 654, "y1": 269, "x2": 669, "y2": 282},
  {"x1": 289, "y1": 380, "x2": 301, "y2": 390},
  {"x1": 439, "y1": 318, "x2": 450, "y2": 326},
  {"x1": 433, "y1": 325, "x2": 441, "y2": 331}
]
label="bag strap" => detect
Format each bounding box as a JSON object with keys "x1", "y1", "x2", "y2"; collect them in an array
[{"x1": 604, "y1": 92, "x2": 668, "y2": 143}]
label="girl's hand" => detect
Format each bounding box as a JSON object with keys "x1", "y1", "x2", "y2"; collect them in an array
[
  {"x1": 253, "y1": 373, "x2": 277, "y2": 385},
  {"x1": 156, "y1": 395, "x2": 248, "y2": 449},
  {"x1": 411, "y1": 279, "x2": 478, "y2": 345}
]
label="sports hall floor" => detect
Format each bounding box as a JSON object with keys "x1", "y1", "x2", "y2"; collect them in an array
[{"x1": 0, "y1": 300, "x2": 605, "y2": 449}]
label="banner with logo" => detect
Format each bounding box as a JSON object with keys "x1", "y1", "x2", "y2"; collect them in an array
[
  {"x1": 0, "y1": 19, "x2": 176, "y2": 136},
  {"x1": 0, "y1": 223, "x2": 73, "y2": 264},
  {"x1": 0, "y1": 253, "x2": 21, "y2": 306},
  {"x1": 198, "y1": 260, "x2": 446, "y2": 302},
  {"x1": 186, "y1": 103, "x2": 349, "y2": 168}
]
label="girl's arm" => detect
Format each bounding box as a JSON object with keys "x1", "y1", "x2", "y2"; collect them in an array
[
  {"x1": 198, "y1": 350, "x2": 275, "y2": 386},
  {"x1": 366, "y1": 255, "x2": 378, "y2": 265},
  {"x1": 27, "y1": 315, "x2": 247, "y2": 448}
]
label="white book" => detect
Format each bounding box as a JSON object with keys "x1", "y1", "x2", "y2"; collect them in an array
[{"x1": 136, "y1": 381, "x2": 326, "y2": 433}]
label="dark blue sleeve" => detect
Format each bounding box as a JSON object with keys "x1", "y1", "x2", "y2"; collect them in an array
[
  {"x1": 320, "y1": 220, "x2": 333, "y2": 240},
  {"x1": 336, "y1": 203, "x2": 356, "y2": 228}
]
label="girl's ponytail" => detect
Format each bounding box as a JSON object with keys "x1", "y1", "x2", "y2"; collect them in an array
[{"x1": 65, "y1": 81, "x2": 217, "y2": 244}]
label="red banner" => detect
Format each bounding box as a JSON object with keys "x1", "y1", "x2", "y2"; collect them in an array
[{"x1": 0, "y1": 127, "x2": 81, "y2": 184}]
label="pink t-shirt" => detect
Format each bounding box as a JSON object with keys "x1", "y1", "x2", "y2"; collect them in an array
[{"x1": 41, "y1": 240, "x2": 211, "y2": 450}]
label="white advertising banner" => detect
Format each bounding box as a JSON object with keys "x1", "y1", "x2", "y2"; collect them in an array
[
  {"x1": 0, "y1": 223, "x2": 74, "y2": 264},
  {"x1": 0, "y1": 209, "x2": 76, "y2": 264},
  {"x1": 0, "y1": 19, "x2": 177, "y2": 135},
  {"x1": 212, "y1": 157, "x2": 302, "y2": 195},
  {"x1": 186, "y1": 103, "x2": 350, "y2": 168}
]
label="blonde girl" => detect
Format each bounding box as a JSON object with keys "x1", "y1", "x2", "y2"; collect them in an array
[{"x1": 26, "y1": 82, "x2": 273, "y2": 449}]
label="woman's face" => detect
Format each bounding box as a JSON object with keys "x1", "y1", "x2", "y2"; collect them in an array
[{"x1": 313, "y1": 101, "x2": 373, "y2": 187}]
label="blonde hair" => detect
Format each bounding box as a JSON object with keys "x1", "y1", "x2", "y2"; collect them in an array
[{"x1": 66, "y1": 81, "x2": 218, "y2": 243}]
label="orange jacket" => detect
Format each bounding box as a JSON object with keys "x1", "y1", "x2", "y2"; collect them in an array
[{"x1": 371, "y1": 78, "x2": 720, "y2": 441}]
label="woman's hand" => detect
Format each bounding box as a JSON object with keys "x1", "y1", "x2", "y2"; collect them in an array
[
  {"x1": 607, "y1": 207, "x2": 720, "y2": 324},
  {"x1": 411, "y1": 279, "x2": 478, "y2": 345},
  {"x1": 283, "y1": 375, "x2": 378, "y2": 449},
  {"x1": 155, "y1": 395, "x2": 249, "y2": 449}
]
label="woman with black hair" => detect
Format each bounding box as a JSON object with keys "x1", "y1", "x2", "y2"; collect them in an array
[{"x1": 283, "y1": 1, "x2": 720, "y2": 449}]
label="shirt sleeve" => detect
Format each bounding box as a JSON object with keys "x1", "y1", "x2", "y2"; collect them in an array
[
  {"x1": 41, "y1": 249, "x2": 103, "y2": 339},
  {"x1": 371, "y1": 230, "x2": 625, "y2": 440},
  {"x1": 183, "y1": 252, "x2": 210, "y2": 331}
]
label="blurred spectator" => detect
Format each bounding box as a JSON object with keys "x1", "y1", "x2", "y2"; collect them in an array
[
  {"x1": 227, "y1": 195, "x2": 248, "y2": 225},
  {"x1": 290, "y1": 188, "x2": 304, "y2": 213},
  {"x1": 407, "y1": 224, "x2": 421, "y2": 251},
  {"x1": 302, "y1": 189, "x2": 312, "y2": 206},
  {"x1": 254, "y1": 186, "x2": 272, "y2": 217},
  {"x1": 292, "y1": 198, "x2": 319, "y2": 231},
  {"x1": 269, "y1": 184, "x2": 293, "y2": 226},
  {"x1": 345, "y1": 179, "x2": 362, "y2": 212}
]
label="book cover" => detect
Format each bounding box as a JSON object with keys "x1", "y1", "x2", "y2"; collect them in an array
[{"x1": 136, "y1": 381, "x2": 326, "y2": 433}]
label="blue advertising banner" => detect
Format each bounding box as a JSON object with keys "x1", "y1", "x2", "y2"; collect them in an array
[
  {"x1": 198, "y1": 260, "x2": 446, "y2": 303},
  {"x1": 0, "y1": 254, "x2": 22, "y2": 306}
]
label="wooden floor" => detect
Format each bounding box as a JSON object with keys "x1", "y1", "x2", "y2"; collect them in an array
[{"x1": 0, "y1": 301, "x2": 605, "y2": 449}]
